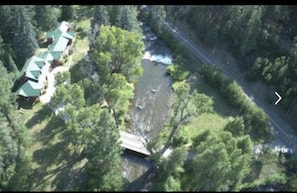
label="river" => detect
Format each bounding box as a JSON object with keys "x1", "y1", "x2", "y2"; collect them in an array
[{"x1": 120, "y1": 36, "x2": 174, "y2": 190}]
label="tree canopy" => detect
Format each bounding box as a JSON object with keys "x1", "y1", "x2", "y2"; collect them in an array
[
  {"x1": 0, "y1": 61, "x2": 29, "y2": 190},
  {"x1": 11, "y1": 6, "x2": 39, "y2": 66},
  {"x1": 186, "y1": 129, "x2": 252, "y2": 191},
  {"x1": 34, "y1": 5, "x2": 58, "y2": 32},
  {"x1": 90, "y1": 25, "x2": 144, "y2": 83}
]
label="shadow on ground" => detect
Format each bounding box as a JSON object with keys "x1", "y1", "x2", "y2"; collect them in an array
[
  {"x1": 29, "y1": 132, "x2": 88, "y2": 190},
  {"x1": 52, "y1": 164, "x2": 88, "y2": 191},
  {"x1": 69, "y1": 58, "x2": 87, "y2": 83},
  {"x1": 34, "y1": 114, "x2": 65, "y2": 146},
  {"x1": 29, "y1": 151, "x2": 88, "y2": 191},
  {"x1": 125, "y1": 165, "x2": 154, "y2": 191},
  {"x1": 241, "y1": 159, "x2": 263, "y2": 184},
  {"x1": 33, "y1": 140, "x2": 70, "y2": 168},
  {"x1": 190, "y1": 73, "x2": 239, "y2": 118},
  {"x1": 25, "y1": 104, "x2": 52, "y2": 129},
  {"x1": 26, "y1": 106, "x2": 88, "y2": 190}
]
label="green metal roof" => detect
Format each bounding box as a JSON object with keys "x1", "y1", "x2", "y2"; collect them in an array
[
  {"x1": 46, "y1": 30, "x2": 74, "y2": 41},
  {"x1": 35, "y1": 61, "x2": 45, "y2": 68},
  {"x1": 62, "y1": 32, "x2": 74, "y2": 40},
  {"x1": 45, "y1": 21, "x2": 74, "y2": 60},
  {"x1": 21, "y1": 56, "x2": 44, "y2": 73},
  {"x1": 31, "y1": 71, "x2": 41, "y2": 79},
  {"x1": 46, "y1": 21, "x2": 73, "y2": 39},
  {"x1": 16, "y1": 21, "x2": 75, "y2": 98},
  {"x1": 46, "y1": 31, "x2": 54, "y2": 39},
  {"x1": 67, "y1": 31, "x2": 75, "y2": 37},
  {"x1": 48, "y1": 36, "x2": 69, "y2": 52},
  {"x1": 25, "y1": 70, "x2": 41, "y2": 81},
  {"x1": 40, "y1": 50, "x2": 62, "y2": 60},
  {"x1": 48, "y1": 51, "x2": 62, "y2": 60},
  {"x1": 38, "y1": 51, "x2": 54, "y2": 62},
  {"x1": 20, "y1": 56, "x2": 46, "y2": 81},
  {"x1": 46, "y1": 30, "x2": 60, "y2": 42},
  {"x1": 16, "y1": 80, "x2": 41, "y2": 97}
]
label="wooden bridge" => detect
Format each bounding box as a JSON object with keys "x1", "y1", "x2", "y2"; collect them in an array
[{"x1": 119, "y1": 131, "x2": 151, "y2": 156}]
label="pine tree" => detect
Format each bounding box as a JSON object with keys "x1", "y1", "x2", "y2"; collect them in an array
[
  {"x1": 119, "y1": 6, "x2": 141, "y2": 33},
  {"x1": 91, "y1": 5, "x2": 109, "y2": 29},
  {"x1": 35, "y1": 5, "x2": 58, "y2": 31},
  {"x1": 0, "y1": 6, "x2": 14, "y2": 43},
  {"x1": 89, "y1": 5, "x2": 110, "y2": 49},
  {"x1": 60, "y1": 5, "x2": 73, "y2": 21},
  {"x1": 147, "y1": 5, "x2": 166, "y2": 33},
  {"x1": 11, "y1": 6, "x2": 39, "y2": 67},
  {"x1": 0, "y1": 61, "x2": 29, "y2": 190},
  {"x1": 6, "y1": 54, "x2": 19, "y2": 82},
  {"x1": 108, "y1": 5, "x2": 122, "y2": 27}
]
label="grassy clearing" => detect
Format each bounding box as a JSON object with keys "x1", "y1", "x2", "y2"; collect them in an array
[
  {"x1": 259, "y1": 160, "x2": 284, "y2": 180},
  {"x1": 67, "y1": 8, "x2": 91, "y2": 84},
  {"x1": 170, "y1": 71, "x2": 234, "y2": 141},
  {"x1": 257, "y1": 153, "x2": 286, "y2": 182},
  {"x1": 183, "y1": 112, "x2": 229, "y2": 140},
  {"x1": 70, "y1": 18, "x2": 90, "y2": 66},
  {"x1": 240, "y1": 153, "x2": 286, "y2": 190},
  {"x1": 190, "y1": 73, "x2": 238, "y2": 118},
  {"x1": 24, "y1": 104, "x2": 87, "y2": 191},
  {"x1": 20, "y1": 102, "x2": 44, "y2": 123},
  {"x1": 21, "y1": 104, "x2": 61, "y2": 190}
]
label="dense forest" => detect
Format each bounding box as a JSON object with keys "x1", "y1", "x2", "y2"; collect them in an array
[
  {"x1": 167, "y1": 5, "x2": 297, "y2": 126},
  {"x1": 0, "y1": 5, "x2": 297, "y2": 192}
]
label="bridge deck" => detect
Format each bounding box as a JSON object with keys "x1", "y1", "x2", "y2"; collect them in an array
[{"x1": 120, "y1": 131, "x2": 150, "y2": 156}]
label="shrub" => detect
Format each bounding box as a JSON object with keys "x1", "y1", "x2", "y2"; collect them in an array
[{"x1": 166, "y1": 64, "x2": 189, "y2": 82}]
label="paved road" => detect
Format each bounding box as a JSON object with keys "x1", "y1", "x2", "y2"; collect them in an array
[{"x1": 162, "y1": 21, "x2": 297, "y2": 152}]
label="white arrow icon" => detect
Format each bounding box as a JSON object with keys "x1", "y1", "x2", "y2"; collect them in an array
[{"x1": 274, "y1": 91, "x2": 282, "y2": 105}]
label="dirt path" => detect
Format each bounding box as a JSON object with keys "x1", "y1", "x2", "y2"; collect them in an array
[{"x1": 39, "y1": 56, "x2": 72, "y2": 104}]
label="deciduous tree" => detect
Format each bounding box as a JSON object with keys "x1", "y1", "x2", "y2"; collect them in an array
[
  {"x1": 186, "y1": 130, "x2": 252, "y2": 191},
  {"x1": 161, "y1": 81, "x2": 213, "y2": 153},
  {"x1": 151, "y1": 147, "x2": 188, "y2": 191},
  {"x1": 90, "y1": 25, "x2": 144, "y2": 83}
]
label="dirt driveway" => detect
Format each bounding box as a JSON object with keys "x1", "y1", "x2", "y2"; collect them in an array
[{"x1": 39, "y1": 66, "x2": 69, "y2": 104}]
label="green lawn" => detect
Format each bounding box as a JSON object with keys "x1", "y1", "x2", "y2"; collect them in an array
[
  {"x1": 238, "y1": 153, "x2": 286, "y2": 191},
  {"x1": 20, "y1": 102, "x2": 44, "y2": 123},
  {"x1": 18, "y1": 102, "x2": 62, "y2": 190},
  {"x1": 69, "y1": 18, "x2": 90, "y2": 68},
  {"x1": 67, "y1": 10, "x2": 91, "y2": 83},
  {"x1": 172, "y1": 73, "x2": 234, "y2": 141},
  {"x1": 22, "y1": 104, "x2": 87, "y2": 191},
  {"x1": 183, "y1": 112, "x2": 229, "y2": 140},
  {"x1": 190, "y1": 73, "x2": 238, "y2": 117}
]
